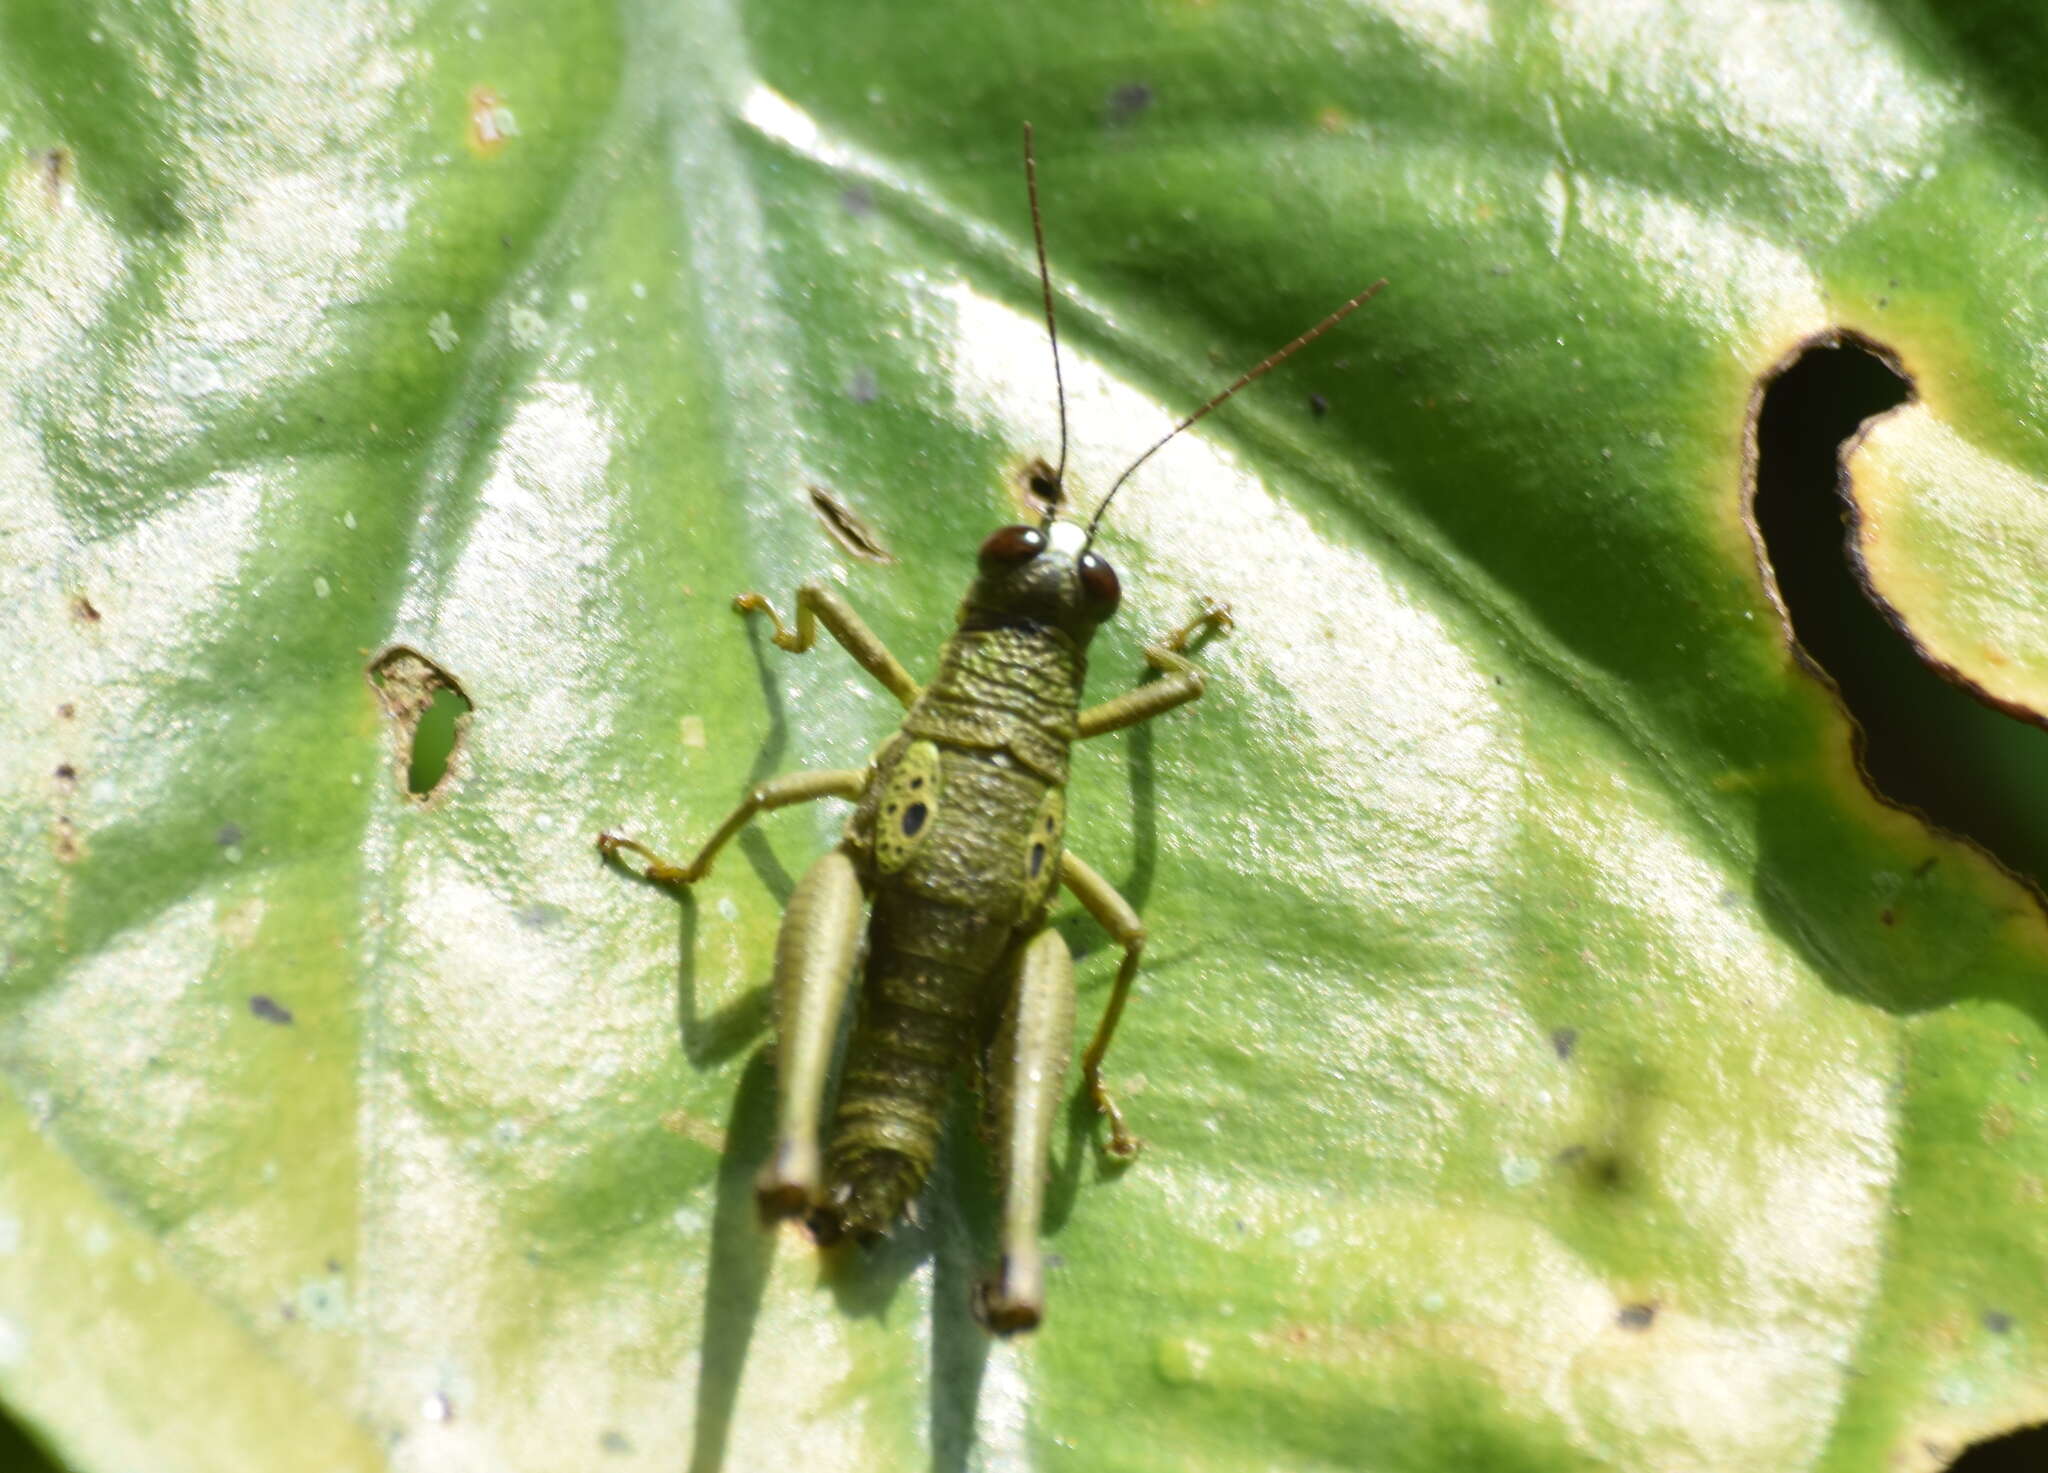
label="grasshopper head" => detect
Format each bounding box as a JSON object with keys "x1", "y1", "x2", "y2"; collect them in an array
[{"x1": 961, "y1": 518, "x2": 1120, "y2": 645}]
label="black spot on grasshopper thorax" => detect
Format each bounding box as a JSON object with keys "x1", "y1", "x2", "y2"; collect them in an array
[{"x1": 847, "y1": 737, "x2": 1067, "y2": 927}]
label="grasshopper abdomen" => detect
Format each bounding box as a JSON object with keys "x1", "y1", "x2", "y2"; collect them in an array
[{"x1": 812, "y1": 615, "x2": 1083, "y2": 1240}]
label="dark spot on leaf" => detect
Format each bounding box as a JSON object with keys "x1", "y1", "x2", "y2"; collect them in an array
[
  {"x1": 840, "y1": 185, "x2": 873, "y2": 216},
  {"x1": 1879, "y1": 907, "x2": 1896, "y2": 927},
  {"x1": 41, "y1": 147, "x2": 69, "y2": 204},
  {"x1": 249, "y1": 995, "x2": 293, "y2": 1026},
  {"x1": 326, "y1": 1258, "x2": 342, "y2": 1274},
  {"x1": 902, "y1": 802, "x2": 927, "y2": 837},
  {"x1": 368, "y1": 648, "x2": 473, "y2": 802},
  {"x1": 1029, "y1": 842, "x2": 1045, "y2": 878},
  {"x1": 807, "y1": 486, "x2": 894, "y2": 563},
  {"x1": 216, "y1": 823, "x2": 244, "y2": 847},
  {"x1": 845, "y1": 367, "x2": 879, "y2": 404},
  {"x1": 519, "y1": 903, "x2": 563, "y2": 929},
  {"x1": 600, "y1": 1429, "x2": 632, "y2": 1455},
  {"x1": 1551, "y1": 1027, "x2": 1578, "y2": 1060},
  {"x1": 1985, "y1": 1309, "x2": 2014, "y2": 1335},
  {"x1": 57, "y1": 703, "x2": 75, "y2": 719},
  {"x1": 1566, "y1": 1149, "x2": 1627, "y2": 1192},
  {"x1": 1617, "y1": 1303, "x2": 1655, "y2": 1330},
  {"x1": 70, "y1": 595, "x2": 100, "y2": 622},
  {"x1": 1308, "y1": 392, "x2": 1329, "y2": 418},
  {"x1": 1106, "y1": 82, "x2": 1154, "y2": 125},
  {"x1": 53, "y1": 764, "x2": 75, "y2": 783},
  {"x1": 909, "y1": 776, "x2": 924, "y2": 789}
]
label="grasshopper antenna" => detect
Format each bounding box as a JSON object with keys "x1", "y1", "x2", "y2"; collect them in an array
[
  {"x1": 1023, "y1": 122, "x2": 1069, "y2": 521},
  {"x1": 1085, "y1": 277, "x2": 1388, "y2": 544}
]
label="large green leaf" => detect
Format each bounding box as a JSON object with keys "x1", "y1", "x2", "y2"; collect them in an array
[{"x1": 6, "y1": 2, "x2": 2048, "y2": 1469}]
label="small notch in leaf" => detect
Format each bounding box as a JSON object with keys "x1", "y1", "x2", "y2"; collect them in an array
[
  {"x1": 1022, "y1": 456, "x2": 1063, "y2": 517},
  {"x1": 41, "y1": 147, "x2": 70, "y2": 207},
  {"x1": 808, "y1": 486, "x2": 894, "y2": 563}
]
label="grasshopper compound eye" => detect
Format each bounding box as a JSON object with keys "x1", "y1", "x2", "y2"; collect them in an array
[
  {"x1": 1077, "y1": 551, "x2": 1121, "y2": 617},
  {"x1": 979, "y1": 524, "x2": 1046, "y2": 567}
]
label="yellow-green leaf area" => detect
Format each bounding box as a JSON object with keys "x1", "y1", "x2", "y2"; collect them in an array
[{"x1": 1848, "y1": 404, "x2": 2048, "y2": 720}]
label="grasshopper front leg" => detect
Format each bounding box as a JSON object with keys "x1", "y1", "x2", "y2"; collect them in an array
[
  {"x1": 734, "y1": 581, "x2": 921, "y2": 707},
  {"x1": 1075, "y1": 600, "x2": 1232, "y2": 739}
]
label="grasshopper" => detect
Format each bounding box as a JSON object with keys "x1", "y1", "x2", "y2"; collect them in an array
[{"x1": 599, "y1": 125, "x2": 1381, "y2": 1333}]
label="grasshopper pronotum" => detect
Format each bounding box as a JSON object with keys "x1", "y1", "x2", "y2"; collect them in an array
[{"x1": 600, "y1": 125, "x2": 1381, "y2": 1332}]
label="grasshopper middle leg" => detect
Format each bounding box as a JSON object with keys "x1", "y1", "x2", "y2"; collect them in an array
[
  {"x1": 596, "y1": 767, "x2": 873, "y2": 1218},
  {"x1": 1059, "y1": 850, "x2": 1149, "y2": 1161},
  {"x1": 597, "y1": 768, "x2": 867, "y2": 885}
]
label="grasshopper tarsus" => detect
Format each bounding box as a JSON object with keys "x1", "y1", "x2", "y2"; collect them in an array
[
  {"x1": 731, "y1": 591, "x2": 799, "y2": 650},
  {"x1": 755, "y1": 1136, "x2": 822, "y2": 1222},
  {"x1": 1167, "y1": 599, "x2": 1234, "y2": 654},
  {"x1": 595, "y1": 832, "x2": 700, "y2": 888},
  {"x1": 1088, "y1": 1083, "x2": 1144, "y2": 1164},
  {"x1": 975, "y1": 1263, "x2": 1046, "y2": 1337},
  {"x1": 756, "y1": 1181, "x2": 810, "y2": 1222}
]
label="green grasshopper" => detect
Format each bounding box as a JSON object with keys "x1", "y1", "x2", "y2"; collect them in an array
[{"x1": 599, "y1": 125, "x2": 1381, "y2": 1333}]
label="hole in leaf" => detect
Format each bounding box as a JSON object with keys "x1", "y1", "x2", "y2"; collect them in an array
[
  {"x1": 1949, "y1": 1423, "x2": 2048, "y2": 1471},
  {"x1": 0, "y1": 1404, "x2": 63, "y2": 1473},
  {"x1": 1751, "y1": 336, "x2": 2048, "y2": 886},
  {"x1": 408, "y1": 687, "x2": 469, "y2": 797},
  {"x1": 366, "y1": 647, "x2": 473, "y2": 802}
]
